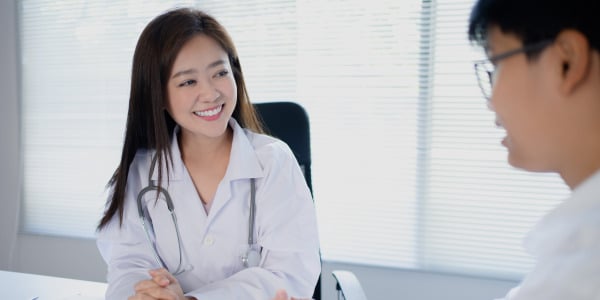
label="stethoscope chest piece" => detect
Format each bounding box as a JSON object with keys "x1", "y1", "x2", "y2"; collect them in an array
[{"x1": 243, "y1": 248, "x2": 261, "y2": 268}]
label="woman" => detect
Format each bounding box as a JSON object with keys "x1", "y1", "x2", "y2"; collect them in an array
[{"x1": 96, "y1": 7, "x2": 320, "y2": 299}]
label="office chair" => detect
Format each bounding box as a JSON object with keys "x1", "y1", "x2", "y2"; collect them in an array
[
  {"x1": 253, "y1": 101, "x2": 321, "y2": 300},
  {"x1": 253, "y1": 101, "x2": 312, "y2": 192},
  {"x1": 332, "y1": 270, "x2": 368, "y2": 300}
]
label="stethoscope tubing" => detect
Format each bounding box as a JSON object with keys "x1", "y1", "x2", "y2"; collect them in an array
[{"x1": 136, "y1": 154, "x2": 259, "y2": 274}]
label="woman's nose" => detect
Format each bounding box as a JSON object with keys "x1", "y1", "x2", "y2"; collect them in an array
[{"x1": 195, "y1": 79, "x2": 220, "y2": 102}]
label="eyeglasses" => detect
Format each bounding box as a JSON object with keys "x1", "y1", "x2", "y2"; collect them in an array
[{"x1": 474, "y1": 40, "x2": 554, "y2": 100}]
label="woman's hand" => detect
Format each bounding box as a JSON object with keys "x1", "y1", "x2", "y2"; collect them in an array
[
  {"x1": 128, "y1": 268, "x2": 196, "y2": 300},
  {"x1": 272, "y1": 289, "x2": 312, "y2": 300}
]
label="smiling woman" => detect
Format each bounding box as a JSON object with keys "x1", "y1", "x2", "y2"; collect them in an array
[{"x1": 95, "y1": 7, "x2": 320, "y2": 300}]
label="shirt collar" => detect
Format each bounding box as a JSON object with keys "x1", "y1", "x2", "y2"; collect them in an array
[
  {"x1": 567, "y1": 169, "x2": 600, "y2": 207},
  {"x1": 149, "y1": 126, "x2": 183, "y2": 182},
  {"x1": 151, "y1": 118, "x2": 264, "y2": 182},
  {"x1": 539, "y1": 169, "x2": 600, "y2": 221},
  {"x1": 224, "y1": 118, "x2": 264, "y2": 181},
  {"x1": 524, "y1": 169, "x2": 600, "y2": 256}
]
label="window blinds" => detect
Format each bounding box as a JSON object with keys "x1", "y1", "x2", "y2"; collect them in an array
[
  {"x1": 423, "y1": 0, "x2": 569, "y2": 278},
  {"x1": 19, "y1": 0, "x2": 570, "y2": 279}
]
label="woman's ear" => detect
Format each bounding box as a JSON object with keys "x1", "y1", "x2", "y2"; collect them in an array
[{"x1": 554, "y1": 29, "x2": 591, "y2": 95}]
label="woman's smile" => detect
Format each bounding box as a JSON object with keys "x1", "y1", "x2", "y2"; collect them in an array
[{"x1": 193, "y1": 104, "x2": 224, "y2": 121}]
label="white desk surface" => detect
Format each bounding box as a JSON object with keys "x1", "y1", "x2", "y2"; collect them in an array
[{"x1": 0, "y1": 270, "x2": 107, "y2": 300}]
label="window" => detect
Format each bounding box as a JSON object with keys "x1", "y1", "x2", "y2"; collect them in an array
[{"x1": 20, "y1": 0, "x2": 570, "y2": 279}]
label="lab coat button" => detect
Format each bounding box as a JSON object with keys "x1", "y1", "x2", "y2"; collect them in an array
[{"x1": 204, "y1": 235, "x2": 215, "y2": 246}]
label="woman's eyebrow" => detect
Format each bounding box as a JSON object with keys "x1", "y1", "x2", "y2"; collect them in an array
[
  {"x1": 171, "y1": 59, "x2": 227, "y2": 79},
  {"x1": 171, "y1": 68, "x2": 198, "y2": 79},
  {"x1": 206, "y1": 59, "x2": 226, "y2": 69}
]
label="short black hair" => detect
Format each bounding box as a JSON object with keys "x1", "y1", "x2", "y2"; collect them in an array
[{"x1": 468, "y1": 0, "x2": 599, "y2": 51}]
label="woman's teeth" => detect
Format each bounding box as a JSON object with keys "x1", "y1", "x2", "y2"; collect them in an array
[{"x1": 195, "y1": 105, "x2": 222, "y2": 117}]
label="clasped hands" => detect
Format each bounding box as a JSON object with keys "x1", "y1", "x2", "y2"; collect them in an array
[
  {"x1": 128, "y1": 268, "x2": 308, "y2": 300},
  {"x1": 128, "y1": 268, "x2": 196, "y2": 300}
]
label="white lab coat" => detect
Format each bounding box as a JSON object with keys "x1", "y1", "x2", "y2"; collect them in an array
[
  {"x1": 498, "y1": 170, "x2": 600, "y2": 300},
  {"x1": 97, "y1": 119, "x2": 321, "y2": 299}
]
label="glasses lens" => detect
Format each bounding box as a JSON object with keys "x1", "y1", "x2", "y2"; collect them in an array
[{"x1": 474, "y1": 62, "x2": 493, "y2": 100}]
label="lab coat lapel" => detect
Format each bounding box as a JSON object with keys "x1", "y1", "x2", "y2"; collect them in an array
[
  {"x1": 205, "y1": 119, "x2": 264, "y2": 224},
  {"x1": 147, "y1": 120, "x2": 264, "y2": 240},
  {"x1": 149, "y1": 127, "x2": 184, "y2": 184},
  {"x1": 149, "y1": 129, "x2": 209, "y2": 258}
]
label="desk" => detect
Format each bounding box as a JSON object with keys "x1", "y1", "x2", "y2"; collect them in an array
[{"x1": 0, "y1": 270, "x2": 107, "y2": 299}]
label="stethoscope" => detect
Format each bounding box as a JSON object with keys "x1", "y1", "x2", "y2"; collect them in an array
[{"x1": 136, "y1": 154, "x2": 261, "y2": 275}]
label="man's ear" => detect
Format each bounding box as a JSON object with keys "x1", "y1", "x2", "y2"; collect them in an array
[{"x1": 554, "y1": 30, "x2": 591, "y2": 95}]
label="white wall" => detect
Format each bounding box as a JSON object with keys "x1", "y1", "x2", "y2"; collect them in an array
[
  {"x1": 0, "y1": 0, "x2": 21, "y2": 272},
  {"x1": 0, "y1": 0, "x2": 108, "y2": 283},
  {"x1": 0, "y1": 1, "x2": 519, "y2": 299}
]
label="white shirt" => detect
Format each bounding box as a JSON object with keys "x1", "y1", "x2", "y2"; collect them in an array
[
  {"x1": 96, "y1": 119, "x2": 321, "y2": 299},
  {"x1": 500, "y1": 170, "x2": 600, "y2": 299}
]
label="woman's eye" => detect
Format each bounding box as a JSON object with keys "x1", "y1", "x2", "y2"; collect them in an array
[
  {"x1": 178, "y1": 79, "x2": 196, "y2": 87},
  {"x1": 215, "y1": 70, "x2": 229, "y2": 78}
]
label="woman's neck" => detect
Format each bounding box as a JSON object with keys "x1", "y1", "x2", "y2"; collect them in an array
[{"x1": 178, "y1": 127, "x2": 233, "y2": 165}]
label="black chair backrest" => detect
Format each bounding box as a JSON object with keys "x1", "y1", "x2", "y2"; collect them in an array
[
  {"x1": 252, "y1": 101, "x2": 320, "y2": 300},
  {"x1": 253, "y1": 101, "x2": 313, "y2": 194}
]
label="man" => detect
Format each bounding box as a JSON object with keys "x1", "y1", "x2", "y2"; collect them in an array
[
  {"x1": 466, "y1": 0, "x2": 600, "y2": 298},
  {"x1": 274, "y1": 0, "x2": 600, "y2": 298}
]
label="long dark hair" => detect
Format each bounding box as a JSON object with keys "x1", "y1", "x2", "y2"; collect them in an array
[{"x1": 98, "y1": 7, "x2": 263, "y2": 229}]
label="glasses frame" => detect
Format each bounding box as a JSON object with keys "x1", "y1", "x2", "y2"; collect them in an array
[{"x1": 474, "y1": 39, "x2": 554, "y2": 100}]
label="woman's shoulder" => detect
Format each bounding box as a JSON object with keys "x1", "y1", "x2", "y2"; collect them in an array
[
  {"x1": 130, "y1": 148, "x2": 153, "y2": 168},
  {"x1": 124, "y1": 149, "x2": 156, "y2": 183},
  {"x1": 243, "y1": 129, "x2": 295, "y2": 163},
  {"x1": 245, "y1": 128, "x2": 291, "y2": 150}
]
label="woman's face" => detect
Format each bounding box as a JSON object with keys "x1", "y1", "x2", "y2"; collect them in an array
[{"x1": 166, "y1": 34, "x2": 237, "y2": 143}]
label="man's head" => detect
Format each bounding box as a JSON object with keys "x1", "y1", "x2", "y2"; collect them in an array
[
  {"x1": 468, "y1": 0, "x2": 600, "y2": 188},
  {"x1": 468, "y1": 0, "x2": 599, "y2": 53}
]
